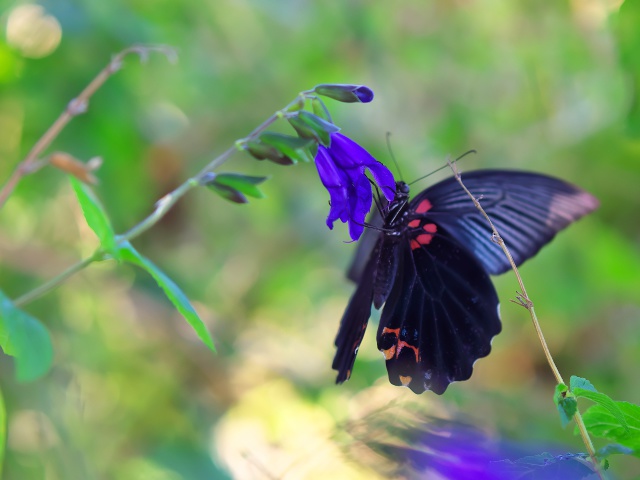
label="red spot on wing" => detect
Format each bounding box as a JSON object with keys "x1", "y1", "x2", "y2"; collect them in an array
[
  {"x1": 415, "y1": 199, "x2": 432, "y2": 214},
  {"x1": 410, "y1": 239, "x2": 421, "y2": 250},
  {"x1": 408, "y1": 219, "x2": 421, "y2": 228},
  {"x1": 423, "y1": 223, "x2": 437, "y2": 233},
  {"x1": 415, "y1": 234, "x2": 434, "y2": 245}
]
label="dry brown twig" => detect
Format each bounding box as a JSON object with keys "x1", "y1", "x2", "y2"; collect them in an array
[{"x1": 0, "y1": 44, "x2": 177, "y2": 210}]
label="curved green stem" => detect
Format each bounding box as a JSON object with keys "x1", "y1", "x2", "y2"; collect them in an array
[
  {"x1": 12, "y1": 90, "x2": 314, "y2": 306},
  {"x1": 13, "y1": 252, "x2": 102, "y2": 307}
]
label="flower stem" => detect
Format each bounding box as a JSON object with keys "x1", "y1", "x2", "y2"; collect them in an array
[
  {"x1": 13, "y1": 253, "x2": 102, "y2": 308},
  {"x1": 12, "y1": 90, "x2": 312, "y2": 306},
  {"x1": 447, "y1": 159, "x2": 603, "y2": 478}
]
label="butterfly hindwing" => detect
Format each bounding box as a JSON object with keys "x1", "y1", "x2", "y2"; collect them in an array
[
  {"x1": 332, "y1": 238, "x2": 380, "y2": 383},
  {"x1": 377, "y1": 224, "x2": 501, "y2": 394}
]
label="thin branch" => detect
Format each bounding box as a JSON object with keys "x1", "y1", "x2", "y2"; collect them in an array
[
  {"x1": 12, "y1": 252, "x2": 102, "y2": 307},
  {"x1": 446, "y1": 158, "x2": 603, "y2": 478},
  {"x1": 118, "y1": 91, "x2": 307, "y2": 243},
  {"x1": 12, "y1": 90, "x2": 311, "y2": 306},
  {"x1": 0, "y1": 44, "x2": 177, "y2": 211}
]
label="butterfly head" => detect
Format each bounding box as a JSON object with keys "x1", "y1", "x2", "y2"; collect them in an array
[{"x1": 393, "y1": 181, "x2": 410, "y2": 203}]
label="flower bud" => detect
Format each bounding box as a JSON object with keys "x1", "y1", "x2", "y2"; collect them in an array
[{"x1": 314, "y1": 84, "x2": 374, "y2": 103}]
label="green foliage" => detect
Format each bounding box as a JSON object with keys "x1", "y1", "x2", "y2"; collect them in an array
[
  {"x1": 255, "y1": 132, "x2": 316, "y2": 163},
  {"x1": 583, "y1": 402, "x2": 640, "y2": 456},
  {"x1": 202, "y1": 172, "x2": 268, "y2": 204},
  {"x1": 118, "y1": 242, "x2": 215, "y2": 352},
  {"x1": 0, "y1": 291, "x2": 53, "y2": 382},
  {"x1": 311, "y1": 97, "x2": 332, "y2": 123},
  {"x1": 69, "y1": 176, "x2": 119, "y2": 259},
  {"x1": 570, "y1": 376, "x2": 629, "y2": 432},
  {"x1": 288, "y1": 111, "x2": 340, "y2": 146},
  {"x1": 2, "y1": 1, "x2": 640, "y2": 478},
  {"x1": 554, "y1": 383, "x2": 577, "y2": 428}
]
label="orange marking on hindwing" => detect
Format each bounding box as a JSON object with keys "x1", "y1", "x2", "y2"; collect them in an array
[
  {"x1": 415, "y1": 199, "x2": 432, "y2": 214},
  {"x1": 397, "y1": 340, "x2": 420, "y2": 362},
  {"x1": 399, "y1": 375, "x2": 412, "y2": 386},
  {"x1": 381, "y1": 327, "x2": 400, "y2": 337},
  {"x1": 382, "y1": 345, "x2": 396, "y2": 360}
]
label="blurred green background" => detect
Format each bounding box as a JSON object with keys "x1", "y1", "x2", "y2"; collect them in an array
[{"x1": 1, "y1": 0, "x2": 639, "y2": 478}]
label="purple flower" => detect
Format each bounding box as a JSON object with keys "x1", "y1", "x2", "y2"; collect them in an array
[{"x1": 315, "y1": 132, "x2": 396, "y2": 241}]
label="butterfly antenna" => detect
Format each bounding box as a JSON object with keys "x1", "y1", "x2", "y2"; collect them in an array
[
  {"x1": 408, "y1": 149, "x2": 477, "y2": 186},
  {"x1": 386, "y1": 132, "x2": 404, "y2": 181}
]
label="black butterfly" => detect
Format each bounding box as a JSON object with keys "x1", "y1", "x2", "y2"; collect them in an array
[{"x1": 332, "y1": 169, "x2": 598, "y2": 394}]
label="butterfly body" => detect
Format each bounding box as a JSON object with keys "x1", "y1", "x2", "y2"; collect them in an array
[{"x1": 333, "y1": 170, "x2": 598, "y2": 395}]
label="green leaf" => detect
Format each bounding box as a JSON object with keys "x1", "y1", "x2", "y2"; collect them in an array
[
  {"x1": 258, "y1": 132, "x2": 315, "y2": 163},
  {"x1": 570, "y1": 376, "x2": 629, "y2": 432},
  {"x1": 554, "y1": 383, "x2": 577, "y2": 428},
  {"x1": 245, "y1": 140, "x2": 295, "y2": 165},
  {"x1": 0, "y1": 290, "x2": 53, "y2": 382},
  {"x1": 570, "y1": 375, "x2": 597, "y2": 392},
  {"x1": 582, "y1": 401, "x2": 640, "y2": 454},
  {"x1": 288, "y1": 111, "x2": 339, "y2": 147},
  {"x1": 596, "y1": 443, "x2": 634, "y2": 460},
  {"x1": 208, "y1": 173, "x2": 267, "y2": 198},
  {"x1": 573, "y1": 389, "x2": 629, "y2": 432},
  {"x1": 200, "y1": 173, "x2": 268, "y2": 204},
  {"x1": 70, "y1": 176, "x2": 119, "y2": 258},
  {"x1": 118, "y1": 242, "x2": 215, "y2": 352},
  {"x1": 311, "y1": 97, "x2": 332, "y2": 123}
]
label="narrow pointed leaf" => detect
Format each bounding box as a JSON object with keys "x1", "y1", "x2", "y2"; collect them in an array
[
  {"x1": 70, "y1": 177, "x2": 119, "y2": 258},
  {"x1": 288, "y1": 111, "x2": 339, "y2": 146},
  {"x1": 259, "y1": 132, "x2": 315, "y2": 163},
  {"x1": 246, "y1": 140, "x2": 295, "y2": 165},
  {"x1": 311, "y1": 97, "x2": 332, "y2": 123},
  {"x1": 118, "y1": 242, "x2": 215, "y2": 351},
  {"x1": 201, "y1": 173, "x2": 267, "y2": 204},
  {"x1": 205, "y1": 173, "x2": 267, "y2": 198},
  {"x1": 207, "y1": 183, "x2": 249, "y2": 204},
  {"x1": 0, "y1": 290, "x2": 53, "y2": 381}
]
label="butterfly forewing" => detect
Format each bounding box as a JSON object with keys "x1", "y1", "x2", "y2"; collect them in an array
[
  {"x1": 377, "y1": 225, "x2": 501, "y2": 394},
  {"x1": 417, "y1": 170, "x2": 599, "y2": 275}
]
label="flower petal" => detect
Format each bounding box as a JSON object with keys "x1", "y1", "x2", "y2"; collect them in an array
[{"x1": 314, "y1": 132, "x2": 396, "y2": 241}]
